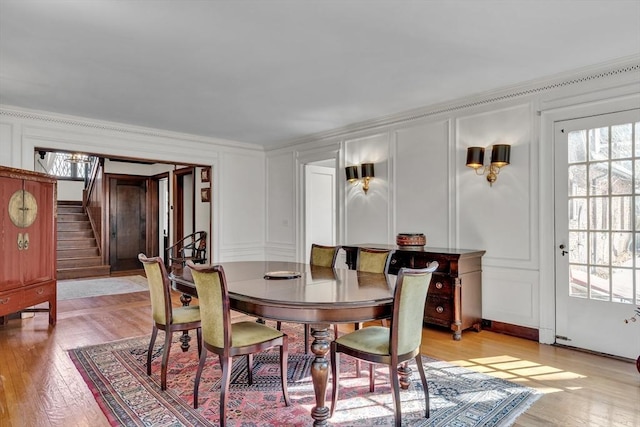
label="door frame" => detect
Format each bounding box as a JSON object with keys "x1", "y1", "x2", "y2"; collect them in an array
[
  {"x1": 172, "y1": 166, "x2": 195, "y2": 245},
  {"x1": 539, "y1": 94, "x2": 640, "y2": 345},
  {"x1": 296, "y1": 145, "x2": 342, "y2": 263}
]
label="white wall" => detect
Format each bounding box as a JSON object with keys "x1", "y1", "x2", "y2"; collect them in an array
[
  {"x1": 0, "y1": 107, "x2": 265, "y2": 262},
  {"x1": 263, "y1": 57, "x2": 640, "y2": 336}
]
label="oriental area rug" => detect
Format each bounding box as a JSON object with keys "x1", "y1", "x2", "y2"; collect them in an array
[{"x1": 69, "y1": 324, "x2": 541, "y2": 426}]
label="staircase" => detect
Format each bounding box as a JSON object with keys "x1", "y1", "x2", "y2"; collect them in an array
[{"x1": 57, "y1": 201, "x2": 110, "y2": 280}]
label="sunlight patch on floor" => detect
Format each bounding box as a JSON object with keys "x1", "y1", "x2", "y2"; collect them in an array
[{"x1": 449, "y1": 355, "x2": 586, "y2": 394}]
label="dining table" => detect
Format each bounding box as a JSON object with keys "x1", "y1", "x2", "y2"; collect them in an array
[{"x1": 170, "y1": 260, "x2": 399, "y2": 427}]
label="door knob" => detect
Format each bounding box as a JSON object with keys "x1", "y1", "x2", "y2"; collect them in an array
[{"x1": 559, "y1": 244, "x2": 568, "y2": 256}]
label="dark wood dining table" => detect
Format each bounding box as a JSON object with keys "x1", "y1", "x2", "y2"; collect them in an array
[{"x1": 170, "y1": 260, "x2": 397, "y2": 427}]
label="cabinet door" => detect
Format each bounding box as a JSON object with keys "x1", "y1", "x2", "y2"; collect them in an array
[
  {"x1": 22, "y1": 179, "x2": 55, "y2": 285},
  {"x1": 0, "y1": 176, "x2": 23, "y2": 290}
]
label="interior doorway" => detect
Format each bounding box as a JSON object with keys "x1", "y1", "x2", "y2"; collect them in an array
[{"x1": 304, "y1": 160, "x2": 337, "y2": 262}]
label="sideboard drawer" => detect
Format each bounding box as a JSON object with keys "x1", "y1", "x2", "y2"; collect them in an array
[
  {"x1": 0, "y1": 289, "x2": 25, "y2": 317},
  {"x1": 428, "y1": 275, "x2": 452, "y2": 298},
  {"x1": 424, "y1": 296, "x2": 453, "y2": 327}
]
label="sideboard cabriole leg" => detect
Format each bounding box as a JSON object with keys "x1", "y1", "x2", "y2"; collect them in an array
[
  {"x1": 398, "y1": 361, "x2": 412, "y2": 389},
  {"x1": 310, "y1": 325, "x2": 331, "y2": 426},
  {"x1": 452, "y1": 278, "x2": 462, "y2": 341},
  {"x1": 179, "y1": 293, "x2": 192, "y2": 351}
]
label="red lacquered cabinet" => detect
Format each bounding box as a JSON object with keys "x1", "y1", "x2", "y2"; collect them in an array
[{"x1": 0, "y1": 166, "x2": 57, "y2": 326}]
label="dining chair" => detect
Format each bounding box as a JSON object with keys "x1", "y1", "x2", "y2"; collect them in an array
[
  {"x1": 186, "y1": 261, "x2": 290, "y2": 425},
  {"x1": 356, "y1": 247, "x2": 392, "y2": 273},
  {"x1": 277, "y1": 243, "x2": 340, "y2": 353},
  {"x1": 138, "y1": 253, "x2": 202, "y2": 391},
  {"x1": 330, "y1": 262, "x2": 438, "y2": 426}
]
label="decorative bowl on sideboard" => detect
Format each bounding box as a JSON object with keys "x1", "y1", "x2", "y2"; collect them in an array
[{"x1": 396, "y1": 233, "x2": 426, "y2": 247}]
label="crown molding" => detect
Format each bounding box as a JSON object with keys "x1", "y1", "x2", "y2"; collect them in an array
[
  {"x1": 272, "y1": 55, "x2": 640, "y2": 150},
  {"x1": 0, "y1": 104, "x2": 263, "y2": 152}
]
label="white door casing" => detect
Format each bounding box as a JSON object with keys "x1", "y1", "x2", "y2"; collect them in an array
[{"x1": 554, "y1": 108, "x2": 640, "y2": 359}]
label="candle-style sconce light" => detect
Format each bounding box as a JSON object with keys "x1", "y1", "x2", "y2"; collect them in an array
[
  {"x1": 345, "y1": 162, "x2": 375, "y2": 194},
  {"x1": 466, "y1": 144, "x2": 510, "y2": 186}
]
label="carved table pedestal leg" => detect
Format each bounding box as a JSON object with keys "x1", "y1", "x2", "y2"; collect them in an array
[
  {"x1": 398, "y1": 361, "x2": 412, "y2": 390},
  {"x1": 310, "y1": 324, "x2": 331, "y2": 427},
  {"x1": 179, "y1": 293, "x2": 192, "y2": 352}
]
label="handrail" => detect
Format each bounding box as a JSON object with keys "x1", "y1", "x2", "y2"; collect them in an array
[
  {"x1": 166, "y1": 231, "x2": 207, "y2": 273},
  {"x1": 83, "y1": 157, "x2": 101, "y2": 210}
]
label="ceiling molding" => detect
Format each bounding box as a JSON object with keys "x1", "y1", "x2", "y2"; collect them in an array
[
  {"x1": 0, "y1": 105, "x2": 263, "y2": 152},
  {"x1": 272, "y1": 56, "x2": 640, "y2": 150}
]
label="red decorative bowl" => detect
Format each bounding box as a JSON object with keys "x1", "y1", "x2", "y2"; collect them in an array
[{"x1": 396, "y1": 233, "x2": 426, "y2": 247}]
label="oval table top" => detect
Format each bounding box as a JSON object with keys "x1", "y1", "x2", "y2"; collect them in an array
[{"x1": 170, "y1": 260, "x2": 396, "y2": 324}]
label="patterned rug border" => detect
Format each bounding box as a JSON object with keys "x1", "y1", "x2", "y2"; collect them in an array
[{"x1": 69, "y1": 332, "x2": 542, "y2": 426}]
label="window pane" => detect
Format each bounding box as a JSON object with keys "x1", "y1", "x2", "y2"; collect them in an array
[
  {"x1": 611, "y1": 196, "x2": 632, "y2": 230},
  {"x1": 569, "y1": 198, "x2": 587, "y2": 230},
  {"x1": 568, "y1": 130, "x2": 587, "y2": 163},
  {"x1": 590, "y1": 232, "x2": 609, "y2": 265},
  {"x1": 568, "y1": 164, "x2": 587, "y2": 196},
  {"x1": 612, "y1": 268, "x2": 633, "y2": 303},
  {"x1": 569, "y1": 264, "x2": 587, "y2": 298},
  {"x1": 611, "y1": 232, "x2": 632, "y2": 267},
  {"x1": 589, "y1": 197, "x2": 609, "y2": 231},
  {"x1": 610, "y1": 160, "x2": 632, "y2": 194},
  {"x1": 589, "y1": 162, "x2": 609, "y2": 195},
  {"x1": 588, "y1": 127, "x2": 609, "y2": 161},
  {"x1": 611, "y1": 124, "x2": 632, "y2": 159},
  {"x1": 569, "y1": 231, "x2": 587, "y2": 263},
  {"x1": 589, "y1": 266, "x2": 610, "y2": 301}
]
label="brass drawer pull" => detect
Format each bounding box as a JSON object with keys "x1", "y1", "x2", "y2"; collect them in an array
[
  {"x1": 435, "y1": 282, "x2": 443, "y2": 289},
  {"x1": 17, "y1": 233, "x2": 24, "y2": 250},
  {"x1": 24, "y1": 233, "x2": 30, "y2": 250},
  {"x1": 0, "y1": 297, "x2": 9, "y2": 304},
  {"x1": 36, "y1": 288, "x2": 44, "y2": 295},
  {"x1": 436, "y1": 306, "x2": 444, "y2": 313}
]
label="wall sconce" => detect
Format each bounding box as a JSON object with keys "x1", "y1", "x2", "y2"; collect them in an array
[
  {"x1": 345, "y1": 162, "x2": 375, "y2": 194},
  {"x1": 466, "y1": 144, "x2": 510, "y2": 186}
]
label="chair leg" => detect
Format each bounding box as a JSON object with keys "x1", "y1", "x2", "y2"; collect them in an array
[
  {"x1": 219, "y1": 356, "x2": 232, "y2": 427},
  {"x1": 276, "y1": 321, "x2": 282, "y2": 330},
  {"x1": 247, "y1": 353, "x2": 253, "y2": 385},
  {"x1": 389, "y1": 364, "x2": 402, "y2": 427},
  {"x1": 304, "y1": 325, "x2": 310, "y2": 354},
  {"x1": 161, "y1": 330, "x2": 172, "y2": 390},
  {"x1": 415, "y1": 354, "x2": 430, "y2": 419},
  {"x1": 280, "y1": 337, "x2": 291, "y2": 406},
  {"x1": 193, "y1": 348, "x2": 208, "y2": 408},
  {"x1": 369, "y1": 363, "x2": 375, "y2": 392},
  {"x1": 330, "y1": 343, "x2": 340, "y2": 417},
  {"x1": 147, "y1": 325, "x2": 158, "y2": 376},
  {"x1": 196, "y1": 328, "x2": 202, "y2": 357},
  {"x1": 354, "y1": 323, "x2": 361, "y2": 377}
]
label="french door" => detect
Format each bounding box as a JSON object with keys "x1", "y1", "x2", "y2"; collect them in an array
[{"x1": 554, "y1": 109, "x2": 640, "y2": 360}]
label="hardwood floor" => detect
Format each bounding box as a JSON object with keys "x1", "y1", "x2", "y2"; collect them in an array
[{"x1": 0, "y1": 290, "x2": 638, "y2": 426}]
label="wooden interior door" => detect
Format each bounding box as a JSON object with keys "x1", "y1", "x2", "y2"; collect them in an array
[{"x1": 109, "y1": 176, "x2": 147, "y2": 271}]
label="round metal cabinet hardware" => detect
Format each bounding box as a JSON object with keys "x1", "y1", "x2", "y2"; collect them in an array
[
  {"x1": 435, "y1": 282, "x2": 443, "y2": 289},
  {"x1": 8, "y1": 189, "x2": 38, "y2": 228},
  {"x1": 436, "y1": 306, "x2": 444, "y2": 313}
]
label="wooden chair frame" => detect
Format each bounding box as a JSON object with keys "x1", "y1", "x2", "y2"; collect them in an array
[
  {"x1": 330, "y1": 264, "x2": 438, "y2": 426},
  {"x1": 187, "y1": 262, "x2": 290, "y2": 426},
  {"x1": 138, "y1": 253, "x2": 202, "y2": 391}
]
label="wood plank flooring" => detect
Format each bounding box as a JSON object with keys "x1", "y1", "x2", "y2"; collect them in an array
[{"x1": 0, "y1": 289, "x2": 638, "y2": 426}]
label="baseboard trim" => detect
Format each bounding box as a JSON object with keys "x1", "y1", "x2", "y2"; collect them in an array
[{"x1": 481, "y1": 319, "x2": 539, "y2": 341}]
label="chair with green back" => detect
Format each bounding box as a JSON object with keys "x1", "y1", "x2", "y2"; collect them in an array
[
  {"x1": 356, "y1": 247, "x2": 392, "y2": 273},
  {"x1": 277, "y1": 243, "x2": 340, "y2": 353},
  {"x1": 186, "y1": 261, "x2": 290, "y2": 426},
  {"x1": 330, "y1": 262, "x2": 438, "y2": 426},
  {"x1": 138, "y1": 253, "x2": 202, "y2": 391}
]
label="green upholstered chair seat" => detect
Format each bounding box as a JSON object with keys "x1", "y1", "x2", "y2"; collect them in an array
[
  {"x1": 231, "y1": 321, "x2": 285, "y2": 348},
  {"x1": 163, "y1": 305, "x2": 201, "y2": 325},
  {"x1": 334, "y1": 326, "x2": 390, "y2": 355}
]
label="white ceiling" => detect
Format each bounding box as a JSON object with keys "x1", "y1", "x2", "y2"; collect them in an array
[{"x1": 1, "y1": 1, "x2": 639, "y2": 147}]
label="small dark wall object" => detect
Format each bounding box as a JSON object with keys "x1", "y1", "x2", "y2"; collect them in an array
[
  {"x1": 200, "y1": 187, "x2": 210, "y2": 202},
  {"x1": 200, "y1": 168, "x2": 210, "y2": 183}
]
